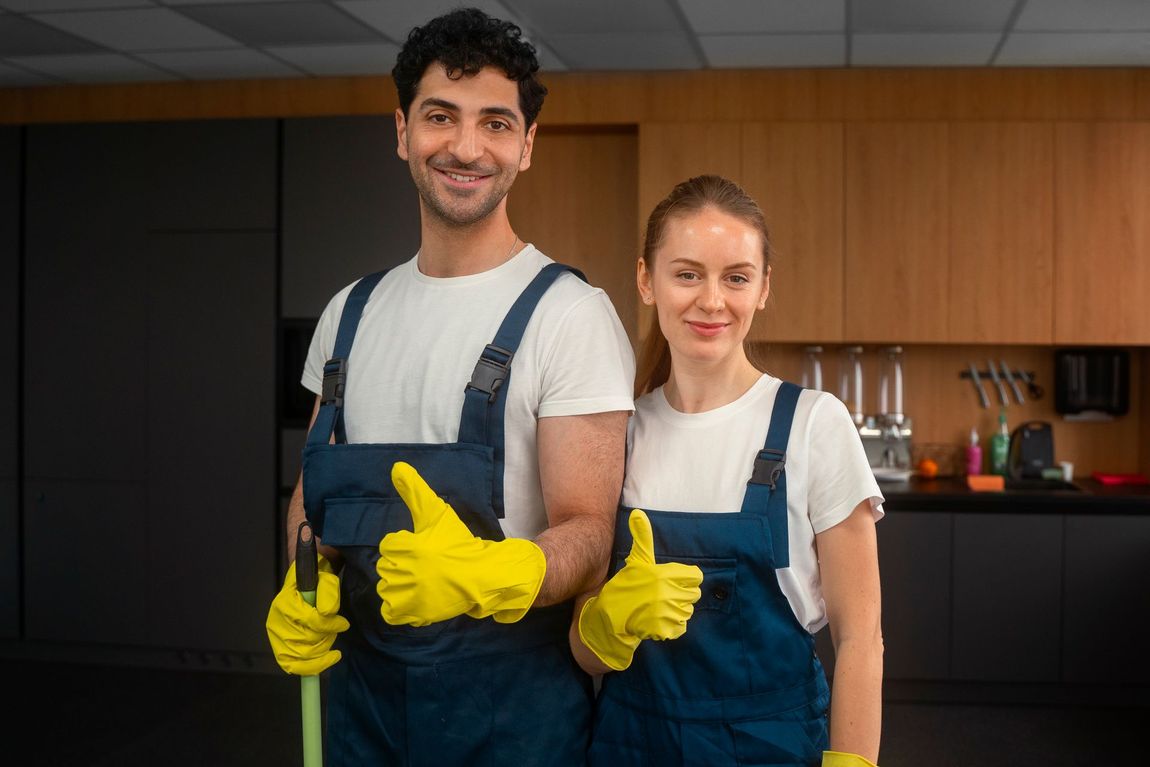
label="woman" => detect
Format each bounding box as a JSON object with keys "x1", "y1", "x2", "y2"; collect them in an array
[{"x1": 571, "y1": 175, "x2": 884, "y2": 767}]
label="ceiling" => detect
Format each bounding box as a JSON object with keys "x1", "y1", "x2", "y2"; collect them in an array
[{"x1": 0, "y1": 0, "x2": 1147, "y2": 88}]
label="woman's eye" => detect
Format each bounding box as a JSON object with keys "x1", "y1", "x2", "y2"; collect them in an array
[
  {"x1": 727, "y1": 274, "x2": 749, "y2": 284},
  {"x1": 676, "y1": 272, "x2": 699, "y2": 281}
]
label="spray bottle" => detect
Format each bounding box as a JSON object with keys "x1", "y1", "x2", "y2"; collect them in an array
[
  {"x1": 966, "y1": 427, "x2": 982, "y2": 476},
  {"x1": 990, "y1": 409, "x2": 1010, "y2": 476}
]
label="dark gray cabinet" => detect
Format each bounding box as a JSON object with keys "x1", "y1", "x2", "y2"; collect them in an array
[
  {"x1": 1063, "y1": 514, "x2": 1150, "y2": 684},
  {"x1": 281, "y1": 116, "x2": 419, "y2": 319},
  {"x1": 23, "y1": 121, "x2": 277, "y2": 652},
  {"x1": 878, "y1": 511, "x2": 952, "y2": 680},
  {"x1": 0, "y1": 126, "x2": 18, "y2": 638},
  {"x1": 952, "y1": 513, "x2": 1062, "y2": 681}
]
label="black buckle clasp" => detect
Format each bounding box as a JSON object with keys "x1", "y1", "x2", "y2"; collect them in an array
[
  {"x1": 751, "y1": 448, "x2": 786, "y2": 489},
  {"x1": 321, "y1": 358, "x2": 346, "y2": 407},
  {"x1": 466, "y1": 344, "x2": 514, "y2": 403}
]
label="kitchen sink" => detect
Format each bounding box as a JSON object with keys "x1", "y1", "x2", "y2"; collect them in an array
[{"x1": 1004, "y1": 478, "x2": 1082, "y2": 492}]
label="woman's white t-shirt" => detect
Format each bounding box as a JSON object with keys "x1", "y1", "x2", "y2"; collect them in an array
[{"x1": 622, "y1": 374, "x2": 884, "y2": 633}]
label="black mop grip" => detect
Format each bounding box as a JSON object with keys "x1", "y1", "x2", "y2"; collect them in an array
[{"x1": 295, "y1": 521, "x2": 319, "y2": 593}]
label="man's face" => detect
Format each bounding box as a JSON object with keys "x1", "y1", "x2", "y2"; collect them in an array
[{"x1": 396, "y1": 64, "x2": 536, "y2": 227}]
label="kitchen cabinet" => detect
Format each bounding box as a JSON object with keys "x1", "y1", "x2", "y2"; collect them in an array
[
  {"x1": 878, "y1": 511, "x2": 952, "y2": 680},
  {"x1": 947, "y1": 123, "x2": 1054, "y2": 344},
  {"x1": 281, "y1": 116, "x2": 420, "y2": 320},
  {"x1": 742, "y1": 123, "x2": 844, "y2": 342},
  {"x1": 509, "y1": 127, "x2": 639, "y2": 342},
  {"x1": 23, "y1": 121, "x2": 277, "y2": 653},
  {"x1": 1054, "y1": 122, "x2": 1150, "y2": 344},
  {"x1": 952, "y1": 513, "x2": 1062, "y2": 682},
  {"x1": 1062, "y1": 514, "x2": 1150, "y2": 685},
  {"x1": 845, "y1": 123, "x2": 950, "y2": 342},
  {"x1": 0, "y1": 126, "x2": 18, "y2": 638}
]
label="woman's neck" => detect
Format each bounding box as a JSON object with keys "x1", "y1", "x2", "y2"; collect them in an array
[{"x1": 663, "y1": 353, "x2": 763, "y2": 414}]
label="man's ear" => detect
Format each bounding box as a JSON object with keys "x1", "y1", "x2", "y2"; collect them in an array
[
  {"x1": 519, "y1": 122, "x2": 537, "y2": 172},
  {"x1": 395, "y1": 108, "x2": 409, "y2": 161}
]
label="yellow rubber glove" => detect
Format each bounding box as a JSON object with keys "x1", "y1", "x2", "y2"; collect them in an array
[
  {"x1": 823, "y1": 751, "x2": 879, "y2": 767},
  {"x1": 578, "y1": 509, "x2": 703, "y2": 671},
  {"x1": 265, "y1": 555, "x2": 350, "y2": 676},
  {"x1": 376, "y1": 461, "x2": 546, "y2": 626}
]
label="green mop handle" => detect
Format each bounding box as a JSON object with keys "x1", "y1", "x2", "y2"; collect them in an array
[{"x1": 295, "y1": 521, "x2": 324, "y2": 767}]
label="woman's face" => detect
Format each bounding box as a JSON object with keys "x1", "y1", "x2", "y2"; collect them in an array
[{"x1": 638, "y1": 206, "x2": 770, "y2": 369}]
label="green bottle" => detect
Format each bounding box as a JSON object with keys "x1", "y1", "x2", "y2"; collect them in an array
[{"x1": 990, "y1": 409, "x2": 1010, "y2": 476}]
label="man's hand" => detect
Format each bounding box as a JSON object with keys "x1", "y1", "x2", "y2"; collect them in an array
[
  {"x1": 266, "y1": 556, "x2": 350, "y2": 675},
  {"x1": 376, "y1": 462, "x2": 547, "y2": 626},
  {"x1": 578, "y1": 510, "x2": 703, "y2": 671}
]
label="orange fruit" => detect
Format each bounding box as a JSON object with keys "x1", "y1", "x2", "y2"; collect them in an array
[{"x1": 918, "y1": 458, "x2": 939, "y2": 478}]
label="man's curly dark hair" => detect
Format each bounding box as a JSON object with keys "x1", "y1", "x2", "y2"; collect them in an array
[{"x1": 392, "y1": 7, "x2": 548, "y2": 128}]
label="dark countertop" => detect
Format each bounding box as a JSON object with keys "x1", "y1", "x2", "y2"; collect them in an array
[{"x1": 878, "y1": 476, "x2": 1150, "y2": 513}]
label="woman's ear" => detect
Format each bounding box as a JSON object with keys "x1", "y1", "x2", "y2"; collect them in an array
[
  {"x1": 758, "y1": 264, "x2": 771, "y2": 310},
  {"x1": 637, "y1": 258, "x2": 655, "y2": 305}
]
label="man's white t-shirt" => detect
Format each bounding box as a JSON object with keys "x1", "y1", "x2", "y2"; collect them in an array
[
  {"x1": 302, "y1": 245, "x2": 636, "y2": 540},
  {"x1": 622, "y1": 374, "x2": 883, "y2": 634}
]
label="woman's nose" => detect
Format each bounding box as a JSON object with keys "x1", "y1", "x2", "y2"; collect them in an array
[{"x1": 697, "y1": 281, "x2": 724, "y2": 313}]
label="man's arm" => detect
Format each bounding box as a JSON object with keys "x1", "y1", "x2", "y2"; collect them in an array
[
  {"x1": 532, "y1": 410, "x2": 629, "y2": 606},
  {"x1": 285, "y1": 395, "x2": 340, "y2": 567},
  {"x1": 817, "y1": 501, "x2": 883, "y2": 763}
]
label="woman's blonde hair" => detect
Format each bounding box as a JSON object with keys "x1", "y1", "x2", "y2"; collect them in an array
[{"x1": 634, "y1": 175, "x2": 771, "y2": 398}]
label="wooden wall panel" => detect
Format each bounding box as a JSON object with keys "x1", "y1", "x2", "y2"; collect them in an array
[
  {"x1": 508, "y1": 127, "x2": 639, "y2": 343},
  {"x1": 1054, "y1": 123, "x2": 1150, "y2": 344},
  {"x1": 947, "y1": 123, "x2": 1053, "y2": 344},
  {"x1": 742, "y1": 122, "x2": 843, "y2": 342},
  {"x1": 845, "y1": 123, "x2": 949, "y2": 342}
]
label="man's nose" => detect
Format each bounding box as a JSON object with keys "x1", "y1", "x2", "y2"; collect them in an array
[{"x1": 448, "y1": 124, "x2": 483, "y2": 165}]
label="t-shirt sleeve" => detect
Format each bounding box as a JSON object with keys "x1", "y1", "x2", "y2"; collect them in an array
[
  {"x1": 300, "y1": 286, "x2": 353, "y2": 396},
  {"x1": 537, "y1": 288, "x2": 636, "y2": 418},
  {"x1": 806, "y1": 393, "x2": 885, "y2": 534}
]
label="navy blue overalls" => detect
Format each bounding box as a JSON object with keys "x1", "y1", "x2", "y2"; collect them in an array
[
  {"x1": 589, "y1": 382, "x2": 830, "y2": 767},
  {"x1": 302, "y1": 263, "x2": 593, "y2": 766}
]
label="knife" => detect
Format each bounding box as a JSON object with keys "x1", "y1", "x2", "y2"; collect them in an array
[
  {"x1": 986, "y1": 358, "x2": 1009, "y2": 406},
  {"x1": 1001, "y1": 360, "x2": 1025, "y2": 404},
  {"x1": 968, "y1": 361, "x2": 990, "y2": 408}
]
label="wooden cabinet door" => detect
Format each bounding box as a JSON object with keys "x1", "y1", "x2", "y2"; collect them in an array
[
  {"x1": 948, "y1": 123, "x2": 1054, "y2": 344},
  {"x1": 742, "y1": 123, "x2": 844, "y2": 342},
  {"x1": 636, "y1": 123, "x2": 742, "y2": 339},
  {"x1": 1054, "y1": 122, "x2": 1150, "y2": 344},
  {"x1": 845, "y1": 123, "x2": 949, "y2": 342}
]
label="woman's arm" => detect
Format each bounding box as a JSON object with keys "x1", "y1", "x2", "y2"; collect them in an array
[{"x1": 816, "y1": 500, "x2": 883, "y2": 763}]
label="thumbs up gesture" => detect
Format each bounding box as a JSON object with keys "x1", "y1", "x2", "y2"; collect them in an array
[
  {"x1": 376, "y1": 462, "x2": 546, "y2": 627},
  {"x1": 578, "y1": 510, "x2": 703, "y2": 671}
]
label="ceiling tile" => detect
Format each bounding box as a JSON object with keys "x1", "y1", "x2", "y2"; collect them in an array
[
  {"x1": 138, "y1": 47, "x2": 301, "y2": 78},
  {"x1": 853, "y1": 0, "x2": 1015, "y2": 33},
  {"x1": 11, "y1": 52, "x2": 176, "y2": 82},
  {"x1": 700, "y1": 33, "x2": 845, "y2": 67},
  {"x1": 1, "y1": 0, "x2": 152, "y2": 10},
  {"x1": 335, "y1": 0, "x2": 518, "y2": 44},
  {"x1": 1015, "y1": 0, "x2": 1150, "y2": 32},
  {"x1": 0, "y1": 60, "x2": 58, "y2": 86},
  {"x1": 0, "y1": 14, "x2": 101, "y2": 56},
  {"x1": 680, "y1": 0, "x2": 844, "y2": 35},
  {"x1": 32, "y1": 8, "x2": 238, "y2": 51},
  {"x1": 997, "y1": 32, "x2": 1150, "y2": 65},
  {"x1": 506, "y1": 0, "x2": 683, "y2": 36},
  {"x1": 179, "y1": 2, "x2": 382, "y2": 47},
  {"x1": 547, "y1": 33, "x2": 702, "y2": 70},
  {"x1": 853, "y1": 33, "x2": 999, "y2": 66},
  {"x1": 266, "y1": 41, "x2": 399, "y2": 75}
]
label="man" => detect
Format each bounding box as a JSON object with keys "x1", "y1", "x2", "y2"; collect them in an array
[{"x1": 265, "y1": 8, "x2": 634, "y2": 766}]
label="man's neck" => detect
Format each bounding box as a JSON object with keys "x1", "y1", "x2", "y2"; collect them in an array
[{"x1": 417, "y1": 206, "x2": 520, "y2": 278}]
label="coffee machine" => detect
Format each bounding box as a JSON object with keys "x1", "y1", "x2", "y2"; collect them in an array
[{"x1": 845, "y1": 346, "x2": 913, "y2": 473}]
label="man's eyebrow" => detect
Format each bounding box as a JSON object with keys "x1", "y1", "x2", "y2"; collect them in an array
[
  {"x1": 417, "y1": 97, "x2": 459, "y2": 113},
  {"x1": 481, "y1": 106, "x2": 520, "y2": 124}
]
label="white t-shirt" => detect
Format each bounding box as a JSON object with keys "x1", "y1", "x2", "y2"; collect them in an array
[
  {"x1": 302, "y1": 245, "x2": 636, "y2": 540},
  {"x1": 622, "y1": 374, "x2": 883, "y2": 633}
]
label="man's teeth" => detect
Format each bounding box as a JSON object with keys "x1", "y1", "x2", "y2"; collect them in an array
[{"x1": 446, "y1": 171, "x2": 481, "y2": 183}]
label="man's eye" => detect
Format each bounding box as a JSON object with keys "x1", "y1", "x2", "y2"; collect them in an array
[
  {"x1": 429, "y1": 114, "x2": 450, "y2": 124},
  {"x1": 488, "y1": 121, "x2": 509, "y2": 131}
]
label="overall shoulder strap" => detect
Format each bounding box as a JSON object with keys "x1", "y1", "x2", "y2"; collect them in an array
[
  {"x1": 740, "y1": 380, "x2": 803, "y2": 568},
  {"x1": 307, "y1": 270, "x2": 389, "y2": 446},
  {"x1": 456, "y1": 262, "x2": 587, "y2": 517}
]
